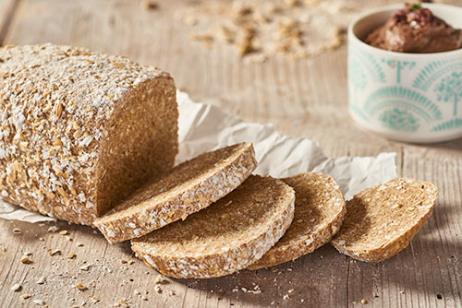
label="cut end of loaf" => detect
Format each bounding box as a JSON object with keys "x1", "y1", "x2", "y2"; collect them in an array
[
  {"x1": 96, "y1": 75, "x2": 178, "y2": 217},
  {"x1": 248, "y1": 172, "x2": 346, "y2": 270},
  {"x1": 131, "y1": 175, "x2": 295, "y2": 279},
  {"x1": 94, "y1": 142, "x2": 257, "y2": 243},
  {"x1": 331, "y1": 178, "x2": 438, "y2": 262}
]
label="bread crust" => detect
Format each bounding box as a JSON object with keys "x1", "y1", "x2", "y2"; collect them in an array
[
  {"x1": 0, "y1": 44, "x2": 178, "y2": 225},
  {"x1": 94, "y1": 143, "x2": 257, "y2": 243},
  {"x1": 331, "y1": 178, "x2": 438, "y2": 262},
  {"x1": 131, "y1": 176, "x2": 295, "y2": 279},
  {"x1": 248, "y1": 173, "x2": 346, "y2": 270}
]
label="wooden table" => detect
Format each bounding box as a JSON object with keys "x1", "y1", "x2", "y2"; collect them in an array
[{"x1": 0, "y1": 1, "x2": 461, "y2": 307}]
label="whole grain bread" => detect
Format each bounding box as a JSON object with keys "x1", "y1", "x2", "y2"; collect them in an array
[
  {"x1": 0, "y1": 44, "x2": 178, "y2": 225},
  {"x1": 249, "y1": 172, "x2": 345, "y2": 270},
  {"x1": 331, "y1": 178, "x2": 438, "y2": 262},
  {"x1": 94, "y1": 143, "x2": 257, "y2": 243},
  {"x1": 131, "y1": 175, "x2": 295, "y2": 279}
]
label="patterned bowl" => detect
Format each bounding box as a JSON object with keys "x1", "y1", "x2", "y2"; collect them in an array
[{"x1": 348, "y1": 3, "x2": 462, "y2": 143}]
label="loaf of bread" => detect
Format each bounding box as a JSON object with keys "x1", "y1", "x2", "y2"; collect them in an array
[{"x1": 0, "y1": 44, "x2": 178, "y2": 225}]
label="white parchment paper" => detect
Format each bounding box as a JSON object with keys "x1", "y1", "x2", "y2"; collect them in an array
[{"x1": 0, "y1": 91, "x2": 397, "y2": 223}]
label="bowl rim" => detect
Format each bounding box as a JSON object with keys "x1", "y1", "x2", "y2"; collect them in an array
[{"x1": 348, "y1": 3, "x2": 462, "y2": 58}]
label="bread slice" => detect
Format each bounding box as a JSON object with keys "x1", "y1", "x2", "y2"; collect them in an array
[
  {"x1": 94, "y1": 143, "x2": 256, "y2": 243},
  {"x1": 131, "y1": 175, "x2": 295, "y2": 279},
  {"x1": 0, "y1": 44, "x2": 178, "y2": 225},
  {"x1": 331, "y1": 178, "x2": 438, "y2": 262},
  {"x1": 248, "y1": 173, "x2": 345, "y2": 270}
]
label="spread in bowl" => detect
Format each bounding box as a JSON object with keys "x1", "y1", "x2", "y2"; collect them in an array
[
  {"x1": 365, "y1": 3, "x2": 462, "y2": 53},
  {"x1": 348, "y1": 3, "x2": 462, "y2": 143}
]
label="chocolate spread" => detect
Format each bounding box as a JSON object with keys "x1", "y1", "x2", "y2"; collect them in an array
[{"x1": 365, "y1": 3, "x2": 462, "y2": 53}]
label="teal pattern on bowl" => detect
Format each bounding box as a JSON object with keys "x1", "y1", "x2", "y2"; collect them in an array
[{"x1": 348, "y1": 3, "x2": 462, "y2": 143}]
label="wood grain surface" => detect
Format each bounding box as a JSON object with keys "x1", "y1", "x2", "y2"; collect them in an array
[{"x1": 0, "y1": 0, "x2": 461, "y2": 307}]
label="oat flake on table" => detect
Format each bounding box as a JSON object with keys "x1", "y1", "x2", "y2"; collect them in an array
[{"x1": 179, "y1": 0, "x2": 359, "y2": 59}]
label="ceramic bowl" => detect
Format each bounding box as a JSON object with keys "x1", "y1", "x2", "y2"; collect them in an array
[{"x1": 348, "y1": 3, "x2": 462, "y2": 143}]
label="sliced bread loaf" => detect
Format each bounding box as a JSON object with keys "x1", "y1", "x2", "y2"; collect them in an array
[
  {"x1": 0, "y1": 44, "x2": 178, "y2": 225},
  {"x1": 248, "y1": 173, "x2": 345, "y2": 270},
  {"x1": 94, "y1": 143, "x2": 257, "y2": 243},
  {"x1": 331, "y1": 178, "x2": 438, "y2": 262},
  {"x1": 131, "y1": 175, "x2": 295, "y2": 279}
]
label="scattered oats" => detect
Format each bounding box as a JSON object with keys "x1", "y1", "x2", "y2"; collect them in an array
[
  {"x1": 154, "y1": 274, "x2": 169, "y2": 285},
  {"x1": 39, "y1": 237, "x2": 45, "y2": 242},
  {"x1": 134, "y1": 289, "x2": 141, "y2": 296},
  {"x1": 240, "y1": 27, "x2": 258, "y2": 56},
  {"x1": 142, "y1": 296, "x2": 148, "y2": 301},
  {"x1": 191, "y1": 34, "x2": 214, "y2": 46},
  {"x1": 246, "y1": 285, "x2": 262, "y2": 294},
  {"x1": 49, "y1": 249, "x2": 61, "y2": 256},
  {"x1": 142, "y1": 0, "x2": 158, "y2": 10},
  {"x1": 21, "y1": 293, "x2": 33, "y2": 300},
  {"x1": 283, "y1": 294, "x2": 290, "y2": 300},
  {"x1": 128, "y1": 260, "x2": 135, "y2": 265},
  {"x1": 20, "y1": 255, "x2": 33, "y2": 264},
  {"x1": 245, "y1": 54, "x2": 267, "y2": 64},
  {"x1": 361, "y1": 298, "x2": 368, "y2": 304},
  {"x1": 113, "y1": 297, "x2": 129, "y2": 307},
  {"x1": 12, "y1": 227, "x2": 22, "y2": 234},
  {"x1": 36, "y1": 276, "x2": 46, "y2": 285},
  {"x1": 75, "y1": 282, "x2": 88, "y2": 291},
  {"x1": 11, "y1": 283, "x2": 22, "y2": 291},
  {"x1": 80, "y1": 264, "x2": 91, "y2": 271},
  {"x1": 33, "y1": 299, "x2": 46, "y2": 306},
  {"x1": 47, "y1": 226, "x2": 59, "y2": 233},
  {"x1": 187, "y1": 1, "x2": 355, "y2": 59},
  {"x1": 288, "y1": 288, "x2": 294, "y2": 293},
  {"x1": 68, "y1": 253, "x2": 77, "y2": 259},
  {"x1": 120, "y1": 260, "x2": 128, "y2": 264},
  {"x1": 24, "y1": 251, "x2": 33, "y2": 256},
  {"x1": 77, "y1": 243, "x2": 84, "y2": 247},
  {"x1": 284, "y1": 0, "x2": 300, "y2": 7},
  {"x1": 169, "y1": 290, "x2": 176, "y2": 296},
  {"x1": 59, "y1": 230, "x2": 69, "y2": 235},
  {"x1": 154, "y1": 285, "x2": 162, "y2": 294}
]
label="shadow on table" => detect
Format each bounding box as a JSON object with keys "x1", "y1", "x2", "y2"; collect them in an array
[
  {"x1": 384, "y1": 238, "x2": 462, "y2": 302},
  {"x1": 178, "y1": 235, "x2": 461, "y2": 308},
  {"x1": 418, "y1": 203, "x2": 459, "y2": 237},
  {"x1": 178, "y1": 245, "x2": 348, "y2": 308},
  {"x1": 415, "y1": 136, "x2": 462, "y2": 152}
]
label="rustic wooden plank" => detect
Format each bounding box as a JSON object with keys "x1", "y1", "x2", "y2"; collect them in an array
[{"x1": 0, "y1": 0, "x2": 461, "y2": 307}]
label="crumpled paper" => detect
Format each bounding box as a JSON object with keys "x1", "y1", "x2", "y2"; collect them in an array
[{"x1": 0, "y1": 91, "x2": 397, "y2": 223}]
